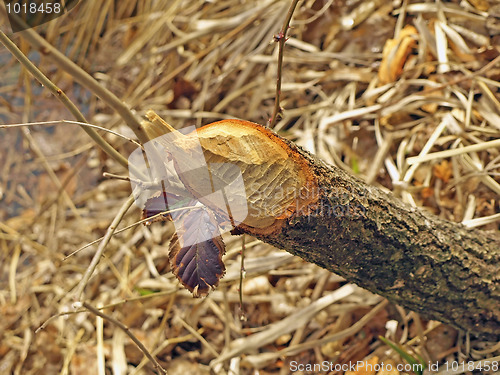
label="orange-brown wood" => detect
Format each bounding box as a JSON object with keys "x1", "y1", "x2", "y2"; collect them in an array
[
  {"x1": 141, "y1": 112, "x2": 318, "y2": 235},
  {"x1": 195, "y1": 119, "x2": 318, "y2": 234}
]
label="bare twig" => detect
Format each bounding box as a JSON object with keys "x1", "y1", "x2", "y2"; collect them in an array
[
  {"x1": 269, "y1": 0, "x2": 300, "y2": 128},
  {"x1": 421, "y1": 54, "x2": 500, "y2": 96},
  {"x1": 238, "y1": 235, "x2": 246, "y2": 320},
  {"x1": 102, "y1": 172, "x2": 133, "y2": 182},
  {"x1": 82, "y1": 302, "x2": 167, "y2": 375},
  {"x1": 63, "y1": 204, "x2": 200, "y2": 260},
  {"x1": 73, "y1": 195, "x2": 135, "y2": 301},
  {"x1": 0, "y1": 120, "x2": 142, "y2": 148},
  {"x1": 0, "y1": 31, "x2": 131, "y2": 170},
  {"x1": 36, "y1": 290, "x2": 179, "y2": 333},
  {"x1": 4, "y1": 15, "x2": 150, "y2": 145}
]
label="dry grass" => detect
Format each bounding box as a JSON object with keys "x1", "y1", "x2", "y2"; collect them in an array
[{"x1": 0, "y1": 0, "x2": 499, "y2": 374}]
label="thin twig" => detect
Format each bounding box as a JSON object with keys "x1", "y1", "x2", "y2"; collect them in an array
[
  {"x1": 19, "y1": 125, "x2": 82, "y2": 219},
  {"x1": 0, "y1": 31, "x2": 132, "y2": 170},
  {"x1": 5, "y1": 14, "x2": 150, "y2": 145},
  {"x1": 73, "y1": 195, "x2": 135, "y2": 301},
  {"x1": 0, "y1": 120, "x2": 142, "y2": 148},
  {"x1": 36, "y1": 290, "x2": 179, "y2": 333},
  {"x1": 238, "y1": 235, "x2": 246, "y2": 321},
  {"x1": 420, "y1": 54, "x2": 500, "y2": 96},
  {"x1": 82, "y1": 302, "x2": 167, "y2": 375},
  {"x1": 63, "y1": 204, "x2": 200, "y2": 260},
  {"x1": 269, "y1": 0, "x2": 300, "y2": 128},
  {"x1": 102, "y1": 172, "x2": 161, "y2": 188},
  {"x1": 102, "y1": 172, "x2": 133, "y2": 182},
  {"x1": 36, "y1": 308, "x2": 87, "y2": 333}
]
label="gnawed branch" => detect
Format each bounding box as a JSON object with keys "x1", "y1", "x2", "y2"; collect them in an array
[{"x1": 142, "y1": 112, "x2": 500, "y2": 340}]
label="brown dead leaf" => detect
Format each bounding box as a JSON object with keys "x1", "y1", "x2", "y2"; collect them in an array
[
  {"x1": 168, "y1": 78, "x2": 199, "y2": 109},
  {"x1": 469, "y1": 0, "x2": 489, "y2": 11},
  {"x1": 421, "y1": 187, "x2": 434, "y2": 200},
  {"x1": 379, "y1": 25, "x2": 418, "y2": 84},
  {"x1": 70, "y1": 344, "x2": 99, "y2": 375},
  {"x1": 433, "y1": 160, "x2": 452, "y2": 183},
  {"x1": 425, "y1": 324, "x2": 458, "y2": 361}
]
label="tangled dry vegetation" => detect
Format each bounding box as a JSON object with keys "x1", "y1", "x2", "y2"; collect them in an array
[{"x1": 0, "y1": 0, "x2": 499, "y2": 374}]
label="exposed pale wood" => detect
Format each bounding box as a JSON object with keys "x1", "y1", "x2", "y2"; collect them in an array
[
  {"x1": 196, "y1": 120, "x2": 318, "y2": 233},
  {"x1": 142, "y1": 113, "x2": 319, "y2": 234}
]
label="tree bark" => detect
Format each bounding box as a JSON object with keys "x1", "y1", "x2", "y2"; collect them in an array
[{"x1": 241, "y1": 137, "x2": 500, "y2": 340}]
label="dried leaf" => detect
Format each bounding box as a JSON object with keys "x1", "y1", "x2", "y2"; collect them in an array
[
  {"x1": 168, "y1": 78, "x2": 199, "y2": 109},
  {"x1": 421, "y1": 187, "x2": 434, "y2": 199},
  {"x1": 468, "y1": 0, "x2": 489, "y2": 11},
  {"x1": 433, "y1": 160, "x2": 452, "y2": 183},
  {"x1": 142, "y1": 191, "x2": 194, "y2": 224},
  {"x1": 169, "y1": 207, "x2": 226, "y2": 297},
  {"x1": 142, "y1": 191, "x2": 227, "y2": 296},
  {"x1": 425, "y1": 325, "x2": 458, "y2": 361},
  {"x1": 142, "y1": 191, "x2": 172, "y2": 223},
  {"x1": 379, "y1": 25, "x2": 418, "y2": 84}
]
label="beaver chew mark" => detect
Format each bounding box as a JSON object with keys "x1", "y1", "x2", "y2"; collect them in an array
[{"x1": 192, "y1": 120, "x2": 318, "y2": 234}]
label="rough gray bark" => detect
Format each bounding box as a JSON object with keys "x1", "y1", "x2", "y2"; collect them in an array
[{"x1": 242, "y1": 140, "x2": 500, "y2": 340}]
